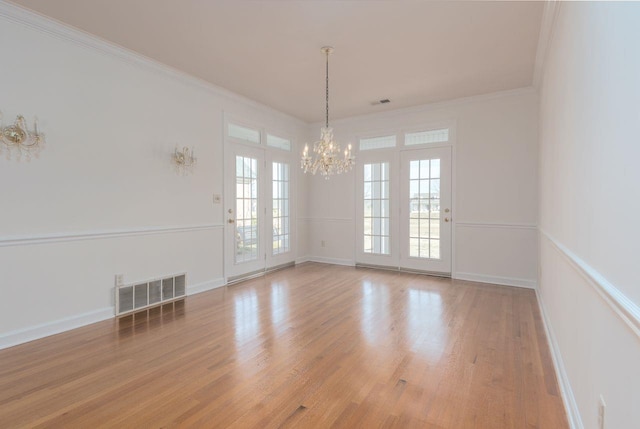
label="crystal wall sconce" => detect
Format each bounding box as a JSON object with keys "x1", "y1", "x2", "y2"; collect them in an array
[
  {"x1": 173, "y1": 145, "x2": 196, "y2": 175},
  {"x1": 0, "y1": 112, "x2": 45, "y2": 161}
]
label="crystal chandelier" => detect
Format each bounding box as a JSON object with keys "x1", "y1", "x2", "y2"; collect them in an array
[
  {"x1": 301, "y1": 46, "x2": 355, "y2": 178},
  {"x1": 0, "y1": 112, "x2": 45, "y2": 161}
]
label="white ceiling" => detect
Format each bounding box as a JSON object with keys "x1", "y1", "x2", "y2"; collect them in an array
[{"x1": 10, "y1": 1, "x2": 544, "y2": 123}]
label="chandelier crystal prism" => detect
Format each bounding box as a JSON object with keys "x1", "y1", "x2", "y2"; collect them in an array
[{"x1": 301, "y1": 46, "x2": 355, "y2": 178}]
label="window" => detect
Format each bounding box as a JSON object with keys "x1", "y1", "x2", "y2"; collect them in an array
[
  {"x1": 267, "y1": 134, "x2": 291, "y2": 151},
  {"x1": 272, "y1": 162, "x2": 290, "y2": 255},
  {"x1": 405, "y1": 128, "x2": 449, "y2": 146},
  {"x1": 229, "y1": 123, "x2": 260, "y2": 144},
  {"x1": 359, "y1": 135, "x2": 396, "y2": 151},
  {"x1": 364, "y1": 162, "x2": 390, "y2": 255}
]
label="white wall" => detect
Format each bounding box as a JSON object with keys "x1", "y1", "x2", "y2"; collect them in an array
[
  {"x1": 0, "y1": 4, "x2": 306, "y2": 348},
  {"x1": 538, "y1": 3, "x2": 640, "y2": 429},
  {"x1": 301, "y1": 89, "x2": 539, "y2": 287}
]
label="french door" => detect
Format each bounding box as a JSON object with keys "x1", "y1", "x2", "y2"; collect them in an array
[
  {"x1": 225, "y1": 144, "x2": 266, "y2": 280},
  {"x1": 399, "y1": 147, "x2": 452, "y2": 274},
  {"x1": 356, "y1": 146, "x2": 452, "y2": 275},
  {"x1": 224, "y1": 142, "x2": 294, "y2": 281}
]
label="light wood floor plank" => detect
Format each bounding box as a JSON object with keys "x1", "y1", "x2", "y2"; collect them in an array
[{"x1": 0, "y1": 263, "x2": 568, "y2": 428}]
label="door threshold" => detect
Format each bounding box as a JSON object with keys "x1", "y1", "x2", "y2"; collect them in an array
[{"x1": 355, "y1": 263, "x2": 451, "y2": 278}]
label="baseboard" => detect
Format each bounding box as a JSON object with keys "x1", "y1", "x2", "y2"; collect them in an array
[
  {"x1": 453, "y1": 272, "x2": 537, "y2": 289},
  {"x1": 535, "y1": 289, "x2": 584, "y2": 429},
  {"x1": 187, "y1": 277, "x2": 226, "y2": 296},
  {"x1": 303, "y1": 256, "x2": 356, "y2": 267},
  {"x1": 295, "y1": 256, "x2": 311, "y2": 265},
  {"x1": 0, "y1": 307, "x2": 114, "y2": 351}
]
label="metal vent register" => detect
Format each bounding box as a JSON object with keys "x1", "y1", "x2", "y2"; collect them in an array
[{"x1": 116, "y1": 273, "x2": 186, "y2": 315}]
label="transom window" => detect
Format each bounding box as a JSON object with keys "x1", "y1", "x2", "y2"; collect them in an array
[
  {"x1": 405, "y1": 128, "x2": 449, "y2": 146},
  {"x1": 267, "y1": 134, "x2": 291, "y2": 151},
  {"x1": 359, "y1": 135, "x2": 396, "y2": 151},
  {"x1": 228, "y1": 123, "x2": 260, "y2": 144}
]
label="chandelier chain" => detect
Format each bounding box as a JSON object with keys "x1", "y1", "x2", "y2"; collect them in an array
[{"x1": 325, "y1": 50, "x2": 329, "y2": 129}]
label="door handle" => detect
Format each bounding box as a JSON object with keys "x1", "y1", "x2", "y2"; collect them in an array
[
  {"x1": 444, "y1": 217, "x2": 450, "y2": 222},
  {"x1": 228, "y1": 219, "x2": 235, "y2": 224}
]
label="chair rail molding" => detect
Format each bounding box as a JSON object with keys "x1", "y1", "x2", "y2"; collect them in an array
[
  {"x1": 539, "y1": 229, "x2": 640, "y2": 339},
  {"x1": 455, "y1": 221, "x2": 537, "y2": 230},
  {"x1": 0, "y1": 224, "x2": 224, "y2": 247}
]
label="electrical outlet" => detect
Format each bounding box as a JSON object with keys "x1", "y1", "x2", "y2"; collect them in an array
[
  {"x1": 321, "y1": 240, "x2": 326, "y2": 247},
  {"x1": 213, "y1": 194, "x2": 222, "y2": 204},
  {"x1": 598, "y1": 395, "x2": 606, "y2": 429},
  {"x1": 115, "y1": 274, "x2": 124, "y2": 286}
]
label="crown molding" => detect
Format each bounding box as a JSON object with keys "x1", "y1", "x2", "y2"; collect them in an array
[
  {"x1": 0, "y1": 0, "x2": 306, "y2": 127},
  {"x1": 533, "y1": 0, "x2": 563, "y2": 89}
]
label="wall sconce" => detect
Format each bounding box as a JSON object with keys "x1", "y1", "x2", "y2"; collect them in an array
[
  {"x1": 0, "y1": 112, "x2": 45, "y2": 161},
  {"x1": 173, "y1": 145, "x2": 196, "y2": 174}
]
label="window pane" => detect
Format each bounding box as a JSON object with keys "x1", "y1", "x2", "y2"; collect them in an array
[
  {"x1": 410, "y1": 160, "x2": 420, "y2": 180},
  {"x1": 430, "y1": 239, "x2": 440, "y2": 259},
  {"x1": 405, "y1": 128, "x2": 449, "y2": 146},
  {"x1": 409, "y1": 238, "x2": 420, "y2": 257},
  {"x1": 430, "y1": 219, "x2": 440, "y2": 239},
  {"x1": 360, "y1": 135, "x2": 396, "y2": 151},
  {"x1": 229, "y1": 123, "x2": 260, "y2": 144},
  {"x1": 430, "y1": 159, "x2": 440, "y2": 179},
  {"x1": 267, "y1": 134, "x2": 291, "y2": 151}
]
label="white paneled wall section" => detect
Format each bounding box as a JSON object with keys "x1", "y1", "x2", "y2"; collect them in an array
[
  {"x1": 301, "y1": 89, "x2": 539, "y2": 287},
  {"x1": 0, "y1": 3, "x2": 306, "y2": 349},
  {"x1": 537, "y1": 2, "x2": 640, "y2": 429}
]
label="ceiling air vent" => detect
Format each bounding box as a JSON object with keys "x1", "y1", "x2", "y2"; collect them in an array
[{"x1": 371, "y1": 99, "x2": 391, "y2": 106}]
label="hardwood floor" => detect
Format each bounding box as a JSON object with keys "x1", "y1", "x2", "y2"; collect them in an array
[{"x1": 0, "y1": 263, "x2": 568, "y2": 428}]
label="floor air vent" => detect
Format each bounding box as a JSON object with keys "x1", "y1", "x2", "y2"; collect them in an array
[{"x1": 116, "y1": 273, "x2": 186, "y2": 316}]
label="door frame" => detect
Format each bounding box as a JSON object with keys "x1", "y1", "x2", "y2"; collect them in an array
[
  {"x1": 352, "y1": 120, "x2": 457, "y2": 275},
  {"x1": 222, "y1": 114, "x2": 298, "y2": 283}
]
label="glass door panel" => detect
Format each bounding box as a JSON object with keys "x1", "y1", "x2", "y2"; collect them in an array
[
  {"x1": 400, "y1": 147, "x2": 452, "y2": 274},
  {"x1": 225, "y1": 144, "x2": 266, "y2": 279}
]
